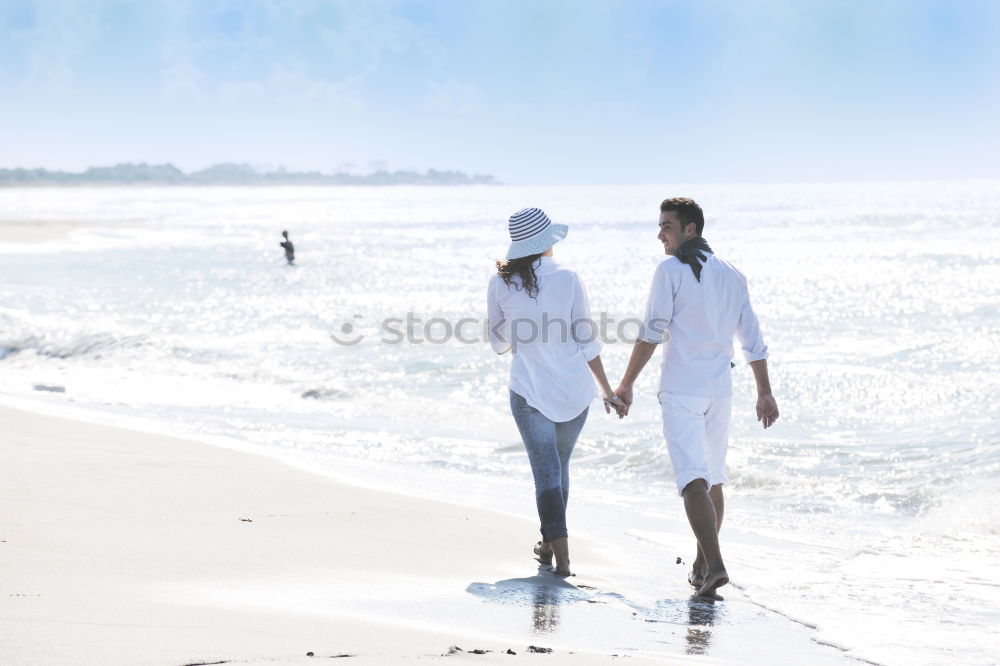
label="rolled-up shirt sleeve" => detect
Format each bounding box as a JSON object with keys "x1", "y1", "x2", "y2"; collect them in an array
[
  {"x1": 736, "y1": 282, "x2": 769, "y2": 362},
  {"x1": 570, "y1": 274, "x2": 602, "y2": 361},
  {"x1": 487, "y1": 276, "x2": 510, "y2": 355},
  {"x1": 640, "y1": 262, "x2": 672, "y2": 344}
]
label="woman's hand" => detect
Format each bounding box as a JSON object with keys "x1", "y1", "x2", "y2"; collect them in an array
[{"x1": 588, "y1": 355, "x2": 627, "y2": 417}]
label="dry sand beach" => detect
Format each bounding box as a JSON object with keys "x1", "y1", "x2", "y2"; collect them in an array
[
  {"x1": 0, "y1": 404, "x2": 855, "y2": 665},
  {"x1": 0, "y1": 219, "x2": 130, "y2": 245}
]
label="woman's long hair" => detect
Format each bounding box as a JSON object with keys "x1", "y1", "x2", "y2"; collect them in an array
[{"x1": 496, "y1": 253, "x2": 543, "y2": 299}]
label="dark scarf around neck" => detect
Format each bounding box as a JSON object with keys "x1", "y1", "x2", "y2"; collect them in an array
[{"x1": 676, "y1": 237, "x2": 713, "y2": 282}]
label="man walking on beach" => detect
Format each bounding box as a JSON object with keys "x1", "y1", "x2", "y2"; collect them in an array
[{"x1": 613, "y1": 197, "x2": 778, "y2": 598}]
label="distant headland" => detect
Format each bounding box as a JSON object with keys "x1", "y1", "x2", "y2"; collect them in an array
[{"x1": 0, "y1": 163, "x2": 499, "y2": 186}]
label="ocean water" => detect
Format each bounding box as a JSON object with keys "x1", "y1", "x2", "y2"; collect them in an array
[{"x1": 1, "y1": 182, "x2": 998, "y2": 665}]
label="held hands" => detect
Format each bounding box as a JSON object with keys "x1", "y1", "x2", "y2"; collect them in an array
[
  {"x1": 756, "y1": 393, "x2": 779, "y2": 429},
  {"x1": 609, "y1": 384, "x2": 633, "y2": 419},
  {"x1": 601, "y1": 389, "x2": 628, "y2": 418},
  {"x1": 601, "y1": 386, "x2": 625, "y2": 418}
]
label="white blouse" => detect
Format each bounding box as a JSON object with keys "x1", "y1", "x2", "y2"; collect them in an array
[{"x1": 487, "y1": 257, "x2": 601, "y2": 422}]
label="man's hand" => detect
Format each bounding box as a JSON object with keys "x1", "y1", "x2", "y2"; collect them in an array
[
  {"x1": 756, "y1": 394, "x2": 779, "y2": 429},
  {"x1": 613, "y1": 384, "x2": 634, "y2": 419}
]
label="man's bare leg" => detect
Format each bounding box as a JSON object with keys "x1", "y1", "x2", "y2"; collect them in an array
[
  {"x1": 682, "y1": 480, "x2": 728, "y2": 596},
  {"x1": 689, "y1": 484, "x2": 725, "y2": 587}
]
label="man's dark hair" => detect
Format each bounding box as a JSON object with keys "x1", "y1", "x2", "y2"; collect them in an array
[{"x1": 660, "y1": 197, "x2": 705, "y2": 236}]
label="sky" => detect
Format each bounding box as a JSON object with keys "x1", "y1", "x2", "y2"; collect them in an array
[{"x1": 1, "y1": 0, "x2": 999, "y2": 185}]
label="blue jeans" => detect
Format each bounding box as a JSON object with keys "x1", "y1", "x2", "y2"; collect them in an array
[{"x1": 509, "y1": 390, "x2": 589, "y2": 542}]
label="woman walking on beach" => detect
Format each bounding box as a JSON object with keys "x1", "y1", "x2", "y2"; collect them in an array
[{"x1": 487, "y1": 207, "x2": 622, "y2": 577}]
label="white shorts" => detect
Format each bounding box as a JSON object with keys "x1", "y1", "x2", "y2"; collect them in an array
[{"x1": 658, "y1": 392, "x2": 732, "y2": 496}]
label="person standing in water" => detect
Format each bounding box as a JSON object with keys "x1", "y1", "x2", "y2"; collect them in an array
[
  {"x1": 614, "y1": 197, "x2": 778, "y2": 598},
  {"x1": 487, "y1": 207, "x2": 623, "y2": 577},
  {"x1": 279, "y1": 230, "x2": 295, "y2": 265}
]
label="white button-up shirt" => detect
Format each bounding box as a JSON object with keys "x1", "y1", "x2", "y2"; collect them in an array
[
  {"x1": 641, "y1": 252, "x2": 769, "y2": 397},
  {"x1": 487, "y1": 257, "x2": 601, "y2": 422}
]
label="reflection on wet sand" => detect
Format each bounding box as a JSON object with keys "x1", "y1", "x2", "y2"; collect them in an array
[
  {"x1": 686, "y1": 596, "x2": 719, "y2": 655},
  {"x1": 466, "y1": 568, "x2": 588, "y2": 635},
  {"x1": 531, "y1": 584, "x2": 561, "y2": 633}
]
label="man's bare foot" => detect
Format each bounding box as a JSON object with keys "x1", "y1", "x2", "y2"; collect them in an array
[
  {"x1": 688, "y1": 569, "x2": 705, "y2": 588},
  {"x1": 533, "y1": 541, "x2": 553, "y2": 566},
  {"x1": 689, "y1": 548, "x2": 707, "y2": 588},
  {"x1": 697, "y1": 569, "x2": 729, "y2": 597}
]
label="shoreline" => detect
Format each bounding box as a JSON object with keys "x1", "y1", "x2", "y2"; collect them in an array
[{"x1": 0, "y1": 402, "x2": 854, "y2": 665}]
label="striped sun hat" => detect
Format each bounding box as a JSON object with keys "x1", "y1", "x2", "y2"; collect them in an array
[{"x1": 505, "y1": 207, "x2": 569, "y2": 260}]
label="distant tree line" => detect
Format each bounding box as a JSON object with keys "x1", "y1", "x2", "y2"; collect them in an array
[{"x1": 0, "y1": 163, "x2": 498, "y2": 186}]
